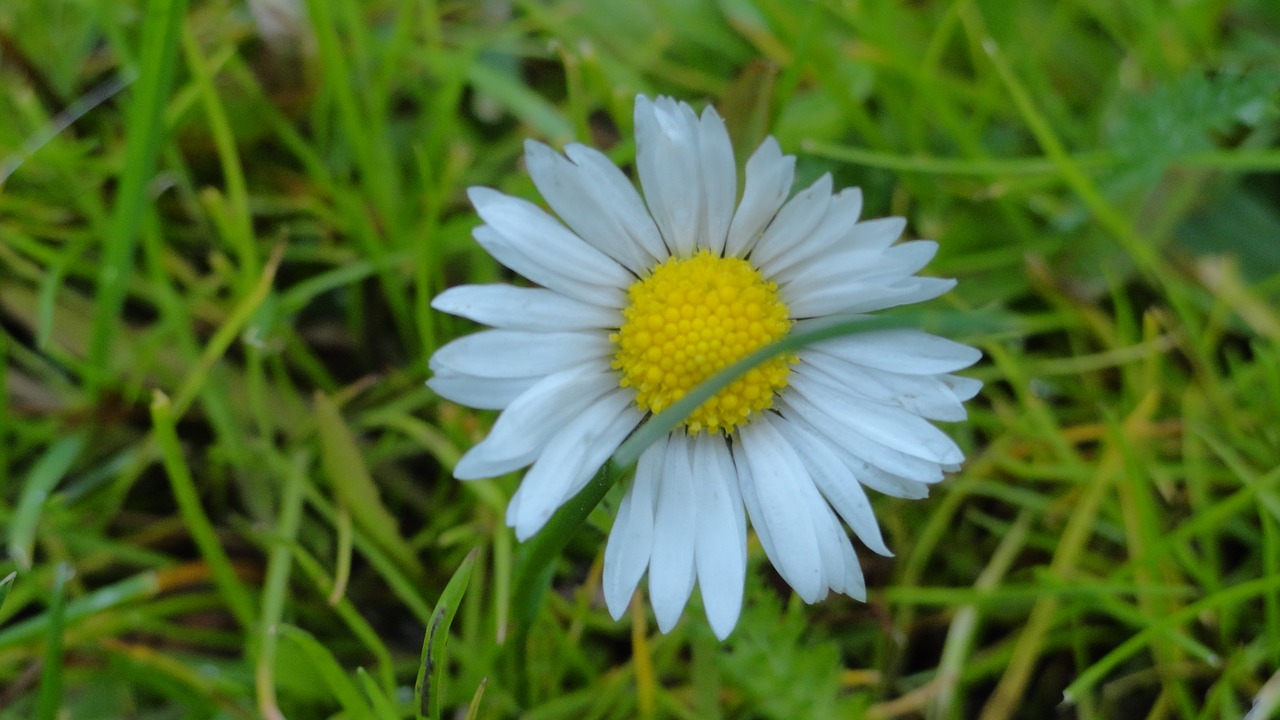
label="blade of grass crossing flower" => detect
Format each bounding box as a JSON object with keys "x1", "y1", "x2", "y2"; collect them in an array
[
  {"x1": 34, "y1": 563, "x2": 72, "y2": 720},
  {"x1": 314, "y1": 391, "x2": 424, "y2": 583},
  {"x1": 255, "y1": 452, "x2": 308, "y2": 720},
  {"x1": 509, "y1": 460, "x2": 625, "y2": 636},
  {"x1": 416, "y1": 547, "x2": 479, "y2": 720},
  {"x1": 150, "y1": 391, "x2": 256, "y2": 630},
  {"x1": 8, "y1": 434, "x2": 86, "y2": 570},
  {"x1": 278, "y1": 624, "x2": 376, "y2": 718},
  {"x1": 509, "y1": 310, "x2": 996, "y2": 641},
  {"x1": 613, "y1": 313, "x2": 916, "y2": 466},
  {"x1": 88, "y1": 0, "x2": 188, "y2": 389}
]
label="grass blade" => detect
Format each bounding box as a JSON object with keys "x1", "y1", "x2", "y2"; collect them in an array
[
  {"x1": 314, "y1": 391, "x2": 424, "y2": 583},
  {"x1": 278, "y1": 624, "x2": 374, "y2": 718},
  {"x1": 416, "y1": 547, "x2": 479, "y2": 720},
  {"x1": 8, "y1": 434, "x2": 86, "y2": 570},
  {"x1": 33, "y1": 563, "x2": 72, "y2": 720},
  {"x1": 87, "y1": 0, "x2": 189, "y2": 388},
  {"x1": 150, "y1": 391, "x2": 256, "y2": 630}
]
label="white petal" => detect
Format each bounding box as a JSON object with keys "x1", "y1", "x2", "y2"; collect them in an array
[
  {"x1": 770, "y1": 419, "x2": 892, "y2": 557},
  {"x1": 525, "y1": 140, "x2": 655, "y2": 273},
  {"x1": 778, "y1": 395, "x2": 933, "y2": 499},
  {"x1": 943, "y1": 374, "x2": 984, "y2": 401},
  {"x1": 758, "y1": 187, "x2": 863, "y2": 280},
  {"x1": 603, "y1": 442, "x2": 662, "y2": 619},
  {"x1": 649, "y1": 433, "x2": 697, "y2": 633},
  {"x1": 426, "y1": 371, "x2": 537, "y2": 410},
  {"x1": 565, "y1": 144, "x2": 669, "y2": 263},
  {"x1": 787, "y1": 372, "x2": 962, "y2": 465},
  {"x1": 736, "y1": 415, "x2": 825, "y2": 602},
  {"x1": 469, "y1": 188, "x2": 630, "y2": 306},
  {"x1": 636, "y1": 96, "x2": 702, "y2": 257},
  {"x1": 691, "y1": 435, "x2": 746, "y2": 639},
  {"x1": 800, "y1": 351, "x2": 970, "y2": 421},
  {"x1": 508, "y1": 389, "x2": 642, "y2": 539},
  {"x1": 697, "y1": 106, "x2": 736, "y2": 255},
  {"x1": 809, "y1": 328, "x2": 982, "y2": 375},
  {"x1": 801, "y1": 480, "x2": 850, "y2": 599},
  {"x1": 781, "y1": 231, "x2": 922, "y2": 292},
  {"x1": 431, "y1": 284, "x2": 620, "y2": 331},
  {"x1": 725, "y1": 137, "x2": 795, "y2": 258},
  {"x1": 785, "y1": 274, "x2": 956, "y2": 318},
  {"x1": 429, "y1": 328, "x2": 612, "y2": 378},
  {"x1": 453, "y1": 370, "x2": 616, "y2": 479},
  {"x1": 747, "y1": 174, "x2": 832, "y2": 269}
]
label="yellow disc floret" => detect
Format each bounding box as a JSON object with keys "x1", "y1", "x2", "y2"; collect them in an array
[{"x1": 611, "y1": 250, "x2": 794, "y2": 435}]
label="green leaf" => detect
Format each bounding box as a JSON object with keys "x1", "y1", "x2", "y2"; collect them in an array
[
  {"x1": 0, "y1": 573, "x2": 15, "y2": 617},
  {"x1": 314, "y1": 391, "x2": 424, "y2": 583},
  {"x1": 278, "y1": 624, "x2": 375, "y2": 718},
  {"x1": 34, "y1": 563, "x2": 72, "y2": 720},
  {"x1": 7, "y1": 434, "x2": 86, "y2": 570},
  {"x1": 357, "y1": 667, "x2": 401, "y2": 720},
  {"x1": 416, "y1": 547, "x2": 479, "y2": 720}
]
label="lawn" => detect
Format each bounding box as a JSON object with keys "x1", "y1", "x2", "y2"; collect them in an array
[{"x1": 2, "y1": 0, "x2": 1280, "y2": 718}]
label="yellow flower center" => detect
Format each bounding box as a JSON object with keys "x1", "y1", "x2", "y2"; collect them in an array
[{"x1": 610, "y1": 250, "x2": 794, "y2": 435}]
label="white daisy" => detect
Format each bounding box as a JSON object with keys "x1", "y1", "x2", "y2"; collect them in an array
[{"x1": 429, "y1": 95, "x2": 981, "y2": 640}]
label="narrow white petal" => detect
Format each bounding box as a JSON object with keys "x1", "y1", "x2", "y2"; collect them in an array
[
  {"x1": 472, "y1": 226, "x2": 626, "y2": 308},
  {"x1": 469, "y1": 189, "x2": 630, "y2": 306},
  {"x1": 698, "y1": 106, "x2": 736, "y2": 255},
  {"x1": 736, "y1": 415, "x2": 825, "y2": 602},
  {"x1": 725, "y1": 136, "x2": 795, "y2": 258},
  {"x1": 649, "y1": 433, "x2": 697, "y2": 633},
  {"x1": 800, "y1": 351, "x2": 970, "y2": 421},
  {"x1": 508, "y1": 389, "x2": 641, "y2": 539},
  {"x1": 801, "y1": 481, "x2": 850, "y2": 598},
  {"x1": 786, "y1": 274, "x2": 956, "y2": 318},
  {"x1": 426, "y1": 371, "x2": 538, "y2": 410},
  {"x1": 771, "y1": 419, "x2": 892, "y2": 557},
  {"x1": 810, "y1": 328, "x2": 983, "y2": 375},
  {"x1": 788, "y1": 372, "x2": 963, "y2": 465},
  {"x1": 429, "y1": 328, "x2": 612, "y2": 378},
  {"x1": 636, "y1": 96, "x2": 701, "y2": 256},
  {"x1": 782, "y1": 233, "x2": 925, "y2": 292},
  {"x1": 453, "y1": 370, "x2": 616, "y2": 479},
  {"x1": 942, "y1": 374, "x2": 984, "y2": 401},
  {"x1": 565, "y1": 143, "x2": 669, "y2": 263},
  {"x1": 748, "y1": 174, "x2": 833, "y2": 269},
  {"x1": 859, "y1": 240, "x2": 941, "y2": 281},
  {"x1": 691, "y1": 435, "x2": 747, "y2": 639},
  {"x1": 525, "y1": 140, "x2": 653, "y2": 273},
  {"x1": 759, "y1": 187, "x2": 863, "y2": 280},
  {"x1": 603, "y1": 442, "x2": 662, "y2": 619},
  {"x1": 778, "y1": 395, "x2": 933, "y2": 499},
  {"x1": 431, "y1": 284, "x2": 620, "y2": 332},
  {"x1": 469, "y1": 187, "x2": 631, "y2": 285}
]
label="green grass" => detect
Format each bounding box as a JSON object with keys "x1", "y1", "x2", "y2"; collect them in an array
[{"x1": 2, "y1": 0, "x2": 1280, "y2": 717}]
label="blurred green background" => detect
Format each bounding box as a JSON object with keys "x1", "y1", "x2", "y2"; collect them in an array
[{"x1": 2, "y1": 0, "x2": 1280, "y2": 718}]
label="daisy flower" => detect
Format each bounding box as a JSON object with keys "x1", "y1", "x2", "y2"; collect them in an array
[{"x1": 429, "y1": 95, "x2": 981, "y2": 640}]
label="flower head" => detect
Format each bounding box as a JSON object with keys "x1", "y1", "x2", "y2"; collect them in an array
[{"x1": 429, "y1": 95, "x2": 981, "y2": 639}]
